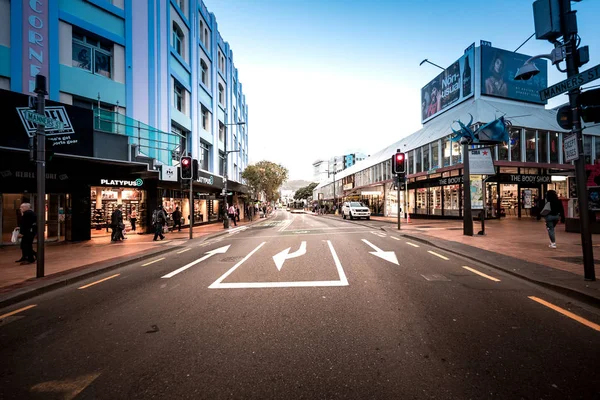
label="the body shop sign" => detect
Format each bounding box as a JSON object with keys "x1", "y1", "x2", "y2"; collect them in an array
[{"x1": 23, "y1": 0, "x2": 49, "y2": 95}]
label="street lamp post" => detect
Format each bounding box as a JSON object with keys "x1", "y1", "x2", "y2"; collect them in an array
[{"x1": 223, "y1": 121, "x2": 245, "y2": 229}]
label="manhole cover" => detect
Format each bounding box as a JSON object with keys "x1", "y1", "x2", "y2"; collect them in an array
[
  {"x1": 552, "y1": 256, "x2": 600, "y2": 265},
  {"x1": 220, "y1": 256, "x2": 243, "y2": 262}
]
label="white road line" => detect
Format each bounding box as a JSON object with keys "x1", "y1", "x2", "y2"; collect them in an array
[
  {"x1": 327, "y1": 240, "x2": 349, "y2": 286},
  {"x1": 406, "y1": 242, "x2": 420, "y2": 247},
  {"x1": 428, "y1": 250, "x2": 449, "y2": 260},
  {"x1": 162, "y1": 245, "x2": 231, "y2": 279},
  {"x1": 177, "y1": 248, "x2": 191, "y2": 254},
  {"x1": 463, "y1": 266, "x2": 500, "y2": 282},
  {"x1": 142, "y1": 257, "x2": 166, "y2": 266},
  {"x1": 278, "y1": 220, "x2": 293, "y2": 232},
  {"x1": 208, "y1": 242, "x2": 266, "y2": 288},
  {"x1": 215, "y1": 281, "x2": 348, "y2": 289},
  {"x1": 228, "y1": 226, "x2": 248, "y2": 234},
  {"x1": 391, "y1": 236, "x2": 401, "y2": 241}
]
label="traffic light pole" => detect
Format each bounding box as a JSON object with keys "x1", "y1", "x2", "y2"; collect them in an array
[
  {"x1": 560, "y1": 0, "x2": 595, "y2": 280},
  {"x1": 189, "y1": 177, "x2": 193, "y2": 239},
  {"x1": 35, "y1": 76, "x2": 47, "y2": 278},
  {"x1": 396, "y1": 174, "x2": 401, "y2": 230}
]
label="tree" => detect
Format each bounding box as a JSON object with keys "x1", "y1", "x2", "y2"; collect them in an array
[
  {"x1": 242, "y1": 161, "x2": 289, "y2": 202},
  {"x1": 294, "y1": 182, "x2": 318, "y2": 200}
]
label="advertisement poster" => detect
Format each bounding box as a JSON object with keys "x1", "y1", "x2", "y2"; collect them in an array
[
  {"x1": 480, "y1": 46, "x2": 548, "y2": 104},
  {"x1": 589, "y1": 187, "x2": 600, "y2": 211},
  {"x1": 0, "y1": 89, "x2": 93, "y2": 157},
  {"x1": 421, "y1": 46, "x2": 474, "y2": 123},
  {"x1": 523, "y1": 190, "x2": 532, "y2": 209},
  {"x1": 470, "y1": 174, "x2": 484, "y2": 210}
]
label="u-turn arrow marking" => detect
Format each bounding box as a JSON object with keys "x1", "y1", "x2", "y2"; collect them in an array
[{"x1": 273, "y1": 241, "x2": 307, "y2": 271}]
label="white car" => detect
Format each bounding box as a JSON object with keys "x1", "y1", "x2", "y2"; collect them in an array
[{"x1": 342, "y1": 202, "x2": 371, "y2": 220}]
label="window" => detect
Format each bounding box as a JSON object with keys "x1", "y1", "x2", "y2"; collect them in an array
[
  {"x1": 204, "y1": 28, "x2": 209, "y2": 50},
  {"x1": 218, "y1": 83, "x2": 224, "y2": 105},
  {"x1": 219, "y1": 122, "x2": 225, "y2": 142},
  {"x1": 451, "y1": 141, "x2": 461, "y2": 165},
  {"x1": 498, "y1": 141, "x2": 509, "y2": 161},
  {"x1": 200, "y1": 20, "x2": 204, "y2": 44},
  {"x1": 510, "y1": 128, "x2": 521, "y2": 162},
  {"x1": 550, "y1": 132, "x2": 560, "y2": 163},
  {"x1": 200, "y1": 140, "x2": 210, "y2": 171},
  {"x1": 176, "y1": 0, "x2": 184, "y2": 13},
  {"x1": 442, "y1": 137, "x2": 451, "y2": 167},
  {"x1": 415, "y1": 147, "x2": 422, "y2": 173},
  {"x1": 525, "y1": 129, "x2": 536, "y2": 162},
  {"x1": 201, "y1": 106, "x2": 209, "y2": 130},
  {"x1": 172, "y1": 22, "x2": 184, "y2": 57},
  {"x1": 174, "y1": 81, "x2": 184, "y2": 112},
  {"x1": 584, "y1": 135, "x2": 592, "y2": 164},
  {"x1": 219, "y1": 151, "x2": 225, "y2": 176},
  {"x1": 200, "y1": 60, "x2": 209, "y2": 87},
  {"x1": 431, "y1": 141, "x2": 439, "y2": 169},
  {"x1": 538, "y1": 131, "x2": 548, "y2": 163},
  {"x1": 72, "y1": 31, "x2": 113, "y2": 78},
  {"x1": 422, "y1": 145, "x2": 430, "y2": 172},
  {"x1": 408, "y1": 151, "x2": 414, "y2": 174}
]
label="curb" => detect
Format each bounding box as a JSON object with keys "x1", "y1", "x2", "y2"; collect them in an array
[
  {"x1": 380, "y1": 227, "x2": 600, "y2": 307},
  {"x1": 0, "y1": 219, "x2": 266, "y2": 309}
]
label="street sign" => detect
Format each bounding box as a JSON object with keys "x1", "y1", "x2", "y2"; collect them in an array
[
  {"x1": 563, "y1": 134, "x2": 579, "y2": 162},
  {"x1": 23, "y1": 110, "x2": 65, "y2": 130},
  {"x1": 469, "y1": 148, "x2": 495, "y2": 175},
  {"x1": 539, "y1": 63, "x2": 600, "y2": 101}
]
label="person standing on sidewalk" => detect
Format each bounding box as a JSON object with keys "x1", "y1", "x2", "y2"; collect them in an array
[
  {"x1": 16, "y1": 203, "x2": 37, "y2": 264},
  {"x1": 152, "y1": 205, "x2": 167, "y2": 241},
  {"x1": 541, "y1": 190, "x2": 565, "y2": 249},
  {"x1": 172, "y1": 207, "x2": 182, "y2": 232},
  {"x1": 110, "y1": 205, "x2": 124, "y2": 242},
  {"x1": 235, "y1": 205, "x2": 241, "y2": 222},
  {"x1": 129, "y1": 205, "x2": 137, "y2": 232},
  {"x1": 228, "y1": 204, "x2": 237, "y2": 227}
]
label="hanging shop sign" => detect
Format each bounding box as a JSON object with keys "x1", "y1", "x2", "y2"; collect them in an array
[
  {"x1": 99, "y1": 178, "x2": 144, "y2": 187},
  {"x1": 160, "y1": 165, "x2": 178, "y2": 182}
]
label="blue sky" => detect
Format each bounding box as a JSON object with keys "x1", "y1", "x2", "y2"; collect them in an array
[{"x1": 204, "y1": 0, "x2": 600, "y2": 180}]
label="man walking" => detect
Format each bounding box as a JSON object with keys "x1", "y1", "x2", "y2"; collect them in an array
[
  {"x1": 152, "y1": 205, "x2": 167, "y2": 241},
  {"x1": 228, "y1": 204, "x2": 237, "y2": 227},
  {"x1": 235, "y1": 205, "x2": 241, "y2": 222},
  {"x1": 110, "y1": 205, "x2": 124, "y2": 242},
  {"x1": 172, "y1": 206, "x2": 182, "y2": 232},
  {"x1": 16, "y1": 203, "x2": 37, "y2": 264}
]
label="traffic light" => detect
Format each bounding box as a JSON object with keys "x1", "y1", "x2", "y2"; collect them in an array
[
  {"x1": 180, "y1": 156, "x2": 192, "y2": 179},
  {"x1": 579, "y1": 88, "x2": 600, "y2": 124},
  {"x1": 192, "y1": 159, "x2": 199, "y2": 180},
  {"x1": 392, "y1": 152, "x2": 405, "y2": 174}
]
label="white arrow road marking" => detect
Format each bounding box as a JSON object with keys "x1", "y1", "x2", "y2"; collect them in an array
[
  {"x1": 162, "y1": 245, "x2": 231, "y2": 278},
  {"x1": 361, "y1": 239, "x2": 399, "y2": 265},
  {"x1": 370, "y1": 231, "x2": 387, "y2": 238},
  {"x1": 273, "y1": 241, "x2": 307, "y2": 271},
  {"x1": 209, "y1": 242, "x2": 266, "y2": 288}
]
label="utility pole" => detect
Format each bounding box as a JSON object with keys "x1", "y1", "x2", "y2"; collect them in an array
[
  {"x1": 560, "y1": 0, "x2": 595, "y2": 280},
  {"x1": 34, "y1": 75, "x2": 47, "y2": 278},
  {"x1": 462, "y1": 142, "x2": 473, "y2": 236},
  {"x1": 397, "y1": 176, "x2": 401, "y2": 230},
  {"x1": 189, "y1": 178, "x2": 194, "y2": 239}
]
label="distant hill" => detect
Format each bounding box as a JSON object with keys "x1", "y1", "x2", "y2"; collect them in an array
[{"x1": 281, "y1": 180, "x2": 313, "y2": 191}]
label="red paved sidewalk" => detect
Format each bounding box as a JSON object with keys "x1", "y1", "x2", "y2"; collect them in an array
[{"x1": 0, "y1": 219, "x2": 256, "y2": 293}]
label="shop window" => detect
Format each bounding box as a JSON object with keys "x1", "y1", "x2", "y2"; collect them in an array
[
  {"x1": 538, "y1": 131, "x2": 548, "y2": 163},
  {"x1": 416, "y1": 188, "x2": 427, "y2": 214},
  {"x1": 584, "y1": 135, "x2": 592, "y2": 164},
  {"x1": 174, "y1": 81, "x2": 184, "y2": 112},
  {"x1": 451, "y1": 141, "x2": 461, "y2": 165},
  {"x1": 422, "y1": 145, "x2": 430, "y2": 172},
  {"x1": 550, "y1": 132, "x2": 560, "y2": 163},
  {"x1": 431, "y1": 141, "x2": 439, "y2": 169},
  {"x1": 72, "y1": 30, "x2": 113, "y2": 78},
  {"x1": 510, "y1": 128, "x2": 521, "y2": 162},
  {"x1": 443, "y1": 138, "x2": 451, "y2": 167},
  {"x1": 172, "y1": 22, "x2": 184, "y2": 58},
  {"x1": 444, "y1": 185, "x2": 461, "y2": 216},
  {"x1": 525, "y1": 129, "x2": 536, "y2": 162},
  {"x1": 498, "y1": 142, "x2": 509, "y2": 161},
  {"x1": 201, "y1": 60, "x2": 209, "y2": 87}
]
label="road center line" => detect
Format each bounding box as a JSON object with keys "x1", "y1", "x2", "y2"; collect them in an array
[
  {"x1": 528, "y1": 296, "x2": 600, "y2": 332},
  {"x1": 406, "y1": 242, "x2": 420, "y2": 247},
  {"x1": 78, "y1": 274, "x2": 120, "y2": 290},
  {"x1": 462, "y1": 266, "x2": 500, "y2": 282},
  {"x1": 177, "y1": 248, "x2": 191, "y2": 254},
  {"x1": 391, "y1": 236, "x2": 401, "y2": 241},
  {"x1": 0, "y1": 304, "x2": 37, "y2": 320},
  {"x1": 209, "y1": 242, "x2": 266, "y2": 288},
  {"x1": 427, "y1": 251, "x2": 449, "y2": 260},
  {"x1": 142, "y1": 257, "x2": 166, "y2": 266}
]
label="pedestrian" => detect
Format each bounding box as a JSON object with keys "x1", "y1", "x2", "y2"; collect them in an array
[
  {"x1": 228, "y1": 204, "x2": 237, "y2": 227},
  {"x1": 540, "y1": 190, "x2": 565, "y2": 249},
  {"x1": 129, "y1": 205, "x2": 137, "y2": 232},
  {"x1": 235, "y1": 205, "x2": 241, "y2": 222},
  {"x1": 111, "y1": 204, "x2": 124, "y2": 242},
  {"x1": 262, "y1": 205, "x2": 267, "y2": 217},
  {"x1": 16, "y1": 203, "x2": 37, "y2": 264},
  {"x1": 172, "y1": 206, "x2": 182, "y2": 232},
  {"x1": 152, "y1": 205, "x2": 167, "y2": 241}
]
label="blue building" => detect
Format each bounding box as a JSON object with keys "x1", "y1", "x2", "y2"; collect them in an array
[{"x1": 0, "y1": 0, "x2": 250, "y2": 243}]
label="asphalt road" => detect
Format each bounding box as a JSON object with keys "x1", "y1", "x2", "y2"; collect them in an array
[{"x1": 1, "y1": 210, "x2": 600, "y2": 399}]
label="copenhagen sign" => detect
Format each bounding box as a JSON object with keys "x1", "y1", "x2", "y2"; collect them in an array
[{"x1": 100, "y1": 178, "x2": 144, "y2": 187}]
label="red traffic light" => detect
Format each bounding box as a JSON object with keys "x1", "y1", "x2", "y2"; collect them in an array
[
  {"x1": 396, "y1": 153, "x2": 405, "y2": 162},
  {"x1": 181, "y1": 158, "x2": 190, "y2": 166}
]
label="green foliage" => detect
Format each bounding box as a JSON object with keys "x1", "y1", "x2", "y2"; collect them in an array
[
  {"x1": 242, "y1": 161, "x2": 289, "y2": 202},
  {"x1": 294, "y1": 182, "x2": 318, "y2": 200}
]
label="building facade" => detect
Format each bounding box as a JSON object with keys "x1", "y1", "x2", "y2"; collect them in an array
[
  {"x1": 315, "y1": 43, "x2": 600, "y2": 221},
  {"x1": 0, "y1": 0, "x2": 250, "y2": 244}
]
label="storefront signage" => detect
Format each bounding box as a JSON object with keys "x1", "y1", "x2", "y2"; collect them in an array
[
  {"x1": 438, "y1": 176, "x2": 464, "y2": 186},
  {"x1": 196, "y1": 169, "x2": 223, "y2": 187},
  {"x1": 469, "y1": 148, "x2": 496, "y2": 175},
  {"x1": 22, "y1": 0, "x2": 49, "y2": 95},
  {"x1": 100, "y1": 178, "x2": 144, "y2": 187},
  {"x1": 506, "y1": 174, "x2": 551, "y2": 184},
  {"x1": 563, "y1": 134, "x2": 579, "y2": 162},
  {"x1": 160, "y1": 165, "x2": 178, "y2": 182},
  {"x1": 481, "y1": 46, "x2": 548, "y2": 104},
  {"x1": 361, "y1": 191, "x2": 382, "y2": 196},
  {"x1": 343, "y1": 183, "x2": 354, "y2": 191},
  {"x1": 421, "y1": 47, "x2": 475, "y2": 123},
  {"x1": 1, "y1": 170, "x2": 68, "y2": 180}
]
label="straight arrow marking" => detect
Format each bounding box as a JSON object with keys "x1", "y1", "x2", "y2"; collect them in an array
[
  {"x1": 361, "y1": 239, "x2": 399, "y2": 265},
  {"x1": 273, "y1": 241, "x2": 307, "y2": 271},
  {"x1": 162, "y1": 245, "x2": 231, "y2": 278}
]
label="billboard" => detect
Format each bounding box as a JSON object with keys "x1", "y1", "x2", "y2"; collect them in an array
[
  {"x1": 480, "y1": 46, "x2": 548, "y2": 104},
  {"x1": 421, "y1": 47, "x2": 475, "y2": 123}
]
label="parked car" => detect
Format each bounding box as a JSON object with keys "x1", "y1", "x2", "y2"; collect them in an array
[{"x1": 342, "y1": 202, "x2": 371, "y2": 220}]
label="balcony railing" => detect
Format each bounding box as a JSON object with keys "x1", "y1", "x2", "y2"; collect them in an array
[{"x1": 94, "y1": 109, "x2": 183, "y2": 166}]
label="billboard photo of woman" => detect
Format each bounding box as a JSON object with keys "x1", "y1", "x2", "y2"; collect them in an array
[{"x1": 484, "y1": 52, "x2": 508, "y2": 97}]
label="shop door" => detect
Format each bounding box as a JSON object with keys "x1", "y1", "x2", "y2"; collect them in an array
[{"x1": 30, "y1": 194, "x2": 69, "y2": 242}]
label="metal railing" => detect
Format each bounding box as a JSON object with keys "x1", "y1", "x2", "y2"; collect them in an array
[{"x1": 94, "y1": 109, "x2": 183, "y2": 166}]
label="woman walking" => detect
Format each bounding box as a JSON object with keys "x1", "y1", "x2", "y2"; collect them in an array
[{"x1": 541, "y1": 190, "x2": 565, "y2": 249}]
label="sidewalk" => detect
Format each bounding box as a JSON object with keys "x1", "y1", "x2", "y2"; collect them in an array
[{"x1": 0, "y1": 217, "x2": 260, "y2": 300}]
